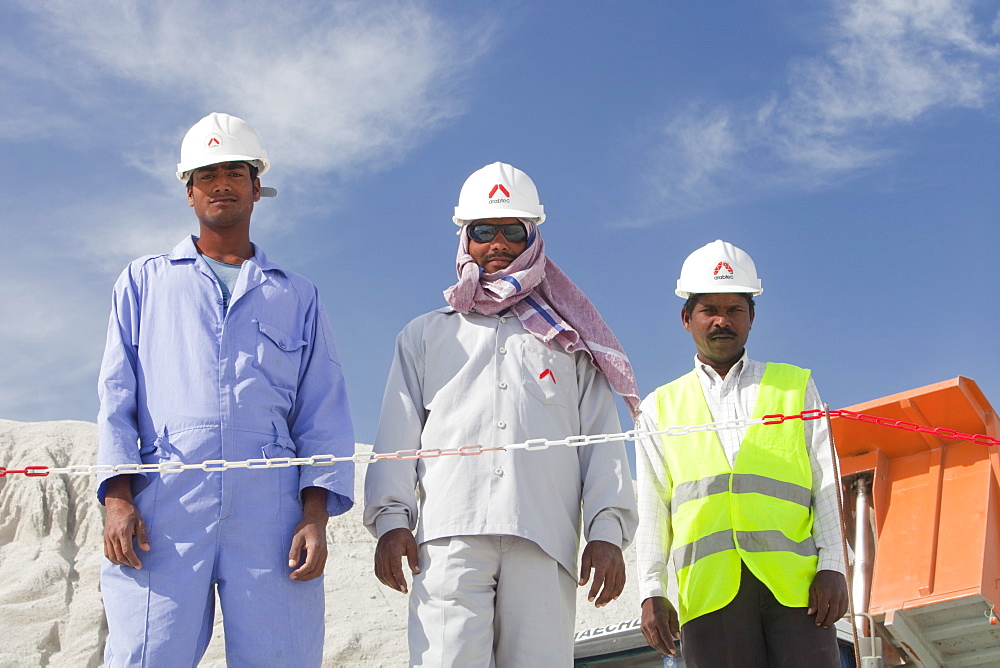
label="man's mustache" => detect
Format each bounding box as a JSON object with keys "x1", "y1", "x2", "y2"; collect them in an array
[
  {"x1": 709, "y1": 327, "x2": 737, "y2": 338},
  {"x1": 483, "y1": 252, "x2": 517, "y2": 263}
]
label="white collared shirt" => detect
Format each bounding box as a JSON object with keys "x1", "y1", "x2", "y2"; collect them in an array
[{"x1": 634, "y1": 351, "x2": 846, "y2": 601}]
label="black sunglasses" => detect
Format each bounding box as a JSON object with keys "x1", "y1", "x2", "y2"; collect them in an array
[{"x1": 467, "y1": 222, "x2": 528, "y2": 244}]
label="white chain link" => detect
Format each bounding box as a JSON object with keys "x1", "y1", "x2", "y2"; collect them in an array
[{"x1": 21, "y1": 415, "x2": 771, "y2": 477}]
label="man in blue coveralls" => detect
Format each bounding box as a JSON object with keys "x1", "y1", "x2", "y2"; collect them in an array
[{"x1": 97, "y1": 112, "x2": 355, "y2": 666}]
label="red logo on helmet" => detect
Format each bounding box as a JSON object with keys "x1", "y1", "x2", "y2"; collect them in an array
[
  {"x1": 489, "y1": 184, "x2": 510, "y2": 199},
  {"x1": 713, "y1": 262, "x2": 734, "y2": 276}
]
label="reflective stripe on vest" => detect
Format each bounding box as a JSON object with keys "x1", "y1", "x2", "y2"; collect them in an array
[
  {"x1": 654, "y1": 363, "x2": 817, "y2": 626},
  {"x1": 671, "y1": 473, "x2": 812, "y2": 513}
]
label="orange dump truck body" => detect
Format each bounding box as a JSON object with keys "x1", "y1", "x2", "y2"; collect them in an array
[{"x1": 832, "y1": 377, "x2": 1000, "y2": 666}]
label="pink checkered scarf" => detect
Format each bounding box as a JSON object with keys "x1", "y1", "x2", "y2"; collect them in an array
[{"x1": 444, "y1": 220, "x2": 640, "y2": 418}]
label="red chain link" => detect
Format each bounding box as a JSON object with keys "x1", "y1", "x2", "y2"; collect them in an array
[
  {"x1": 0, "y1": 466, "x2": 50, "y2": 478},
  {"x1": 2, "y1": 410, "x2": 997, "y2": 477},
  {"x1": 764, "y1": 409, "x2": 1000, "y2": 447},
  {"x1": 762, "y1": 408, "x2": 827, "y2": 423}
]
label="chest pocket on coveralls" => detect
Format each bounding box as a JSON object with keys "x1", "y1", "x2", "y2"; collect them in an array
[
  {"x1": 254, "y1": 320, "x2": 307, "y2": 391},
  {"x1": 520, "y1": 340, "x2": 575, "y2": 407}
]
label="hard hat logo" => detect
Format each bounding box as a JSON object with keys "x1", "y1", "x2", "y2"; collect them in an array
[
  {"x1": 205, "y1": 135, "x2": 222, "y2": 148},
  {"x1": 713, "y1": 262, "x2": 734, "y2": 276},
  {"x1": 488, "y1": 183, "x2": 511, "y2": 204}
]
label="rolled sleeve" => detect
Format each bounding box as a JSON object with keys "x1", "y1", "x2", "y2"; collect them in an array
[
  {"x1": 96, "y1": 266, "x2": 147, "y2": 503},
  {"x1": 288, "y1": 298, "x2": 356, "y2": 518}
]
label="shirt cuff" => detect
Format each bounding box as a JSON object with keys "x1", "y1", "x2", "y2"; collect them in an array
[
  {"x1": 639, "y1": 577, "x2": 666, "y2": 601},
  {"x1": 374, "y1": 513, "x2": 412, "y2": 538},
  {"x1": 298, "y1": 470, "x2": 355, "y2": 518},
  {"x1": 96, "y1": 472, "x2": 150, "y2": 505},
  {"x1": 817, "y1": 549, "x2": 846, "y2": 576},
  {"x1": 587, "y1": 517, "x2": 624, "y2": 547}
]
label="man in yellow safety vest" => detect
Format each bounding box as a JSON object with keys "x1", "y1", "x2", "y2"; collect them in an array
[{"x1": 634, "y1": 239, "x2": 848, "y2": 667}]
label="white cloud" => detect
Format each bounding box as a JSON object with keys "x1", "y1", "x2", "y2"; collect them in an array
[
  {"x1": 784, "y1": 0, "x2": 993, "y2": 133},
  {"x1": 669, "y1": 108, "x2": 738, "y2": 195},
  {"x1": 63, "y1": 196, "x2": 195, "y2": 274},
  {"x1": 0, "y1": 39, "x2": 82, "y2": 139},
  {"x1": 0, "y1": 1, "x2": 496, "y2": 422},
  {"x1": 643, "y1": 0, "x2": 1000, "y2": 217},
  {"x1": 6, "y1": 0, "x2": 492, "y2": 177}
]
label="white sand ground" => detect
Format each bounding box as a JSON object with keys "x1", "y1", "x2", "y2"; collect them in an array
[{"x1": 0, "y1": 420, "x2": 646, "y2": 667}]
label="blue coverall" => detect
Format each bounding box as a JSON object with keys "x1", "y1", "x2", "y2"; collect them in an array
[{"x1": 97, "y1": 236, "x2": 354, "y2": 666}]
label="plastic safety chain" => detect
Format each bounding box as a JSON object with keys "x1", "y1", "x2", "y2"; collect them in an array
[{"x1": 1, "y1": 409, "x2": 997, "y2": 479}]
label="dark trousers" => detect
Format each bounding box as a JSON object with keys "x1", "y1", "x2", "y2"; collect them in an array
[{"x1": 680, "y1": 563, "x2": 841, "y2": 668}]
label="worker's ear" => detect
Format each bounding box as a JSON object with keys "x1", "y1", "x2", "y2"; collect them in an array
[{"x1": 681, "y1": 305, "x2": 693, "y2": 332}]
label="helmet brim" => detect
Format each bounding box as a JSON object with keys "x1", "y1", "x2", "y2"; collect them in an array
[
  {"x1": 176, "y1": 156, "x2": 270, "y2": 182},
  {"x1": 675, "y1": 286, "x2": 764, "y2": 298},
  {"x1": 453, "y1": 209, "x2": 546, "y2": 225}
]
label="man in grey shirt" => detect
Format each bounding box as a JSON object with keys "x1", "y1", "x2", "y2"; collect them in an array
[{"x1": 364, "y1": 162, "x2": 639, "y2": 666}]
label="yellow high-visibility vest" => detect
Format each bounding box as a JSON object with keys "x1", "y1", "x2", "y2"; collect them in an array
[{"x1": 653, "y1": 363, "x2": 817, "y2": 626}]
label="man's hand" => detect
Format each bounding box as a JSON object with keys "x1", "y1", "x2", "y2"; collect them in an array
[
  {"x1": 808, "y1": 569, "x2": 849, "y2": 628},
  {"x1": 374, "y1": 527, "x2": 420, "y2": 594},
  {"x1": 103, "y1": 475, "x2": 150, "y2": 569},
  {"x1": 288, "y1": 487, "x2": 329, "y2": 581},
  {"x1": 641, "y1": 596, "x2": 680, "y2": 656},
  {"x1": 578, "y1": 540, "x2": 625, "y2": 607}
]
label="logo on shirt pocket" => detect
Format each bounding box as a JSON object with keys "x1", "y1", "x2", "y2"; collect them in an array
[
  {"x1": 254, "y1": 320, "x2": 306, "y2": 391},
  {"x1": 521, "y1": 341, "x2": 573, "y2": 407}
]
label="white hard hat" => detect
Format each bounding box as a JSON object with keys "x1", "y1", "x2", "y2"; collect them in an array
[
  {"x1": 176, "y1": 113, "x2": 271, "y2": 183},
  {"x1": 453, "y1": 162, "x2": 546, "y2": 225},
  {"x1": 676, "y1": 239, "x2": 763, "y2": 298}
]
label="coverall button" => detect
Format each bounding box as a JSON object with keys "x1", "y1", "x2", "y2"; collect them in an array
[
  {"x1": 500, "y1": 317, "x2": 507, "y2": 323},
  {"x1": 494, "y1": 467, "x2": 503, "y2": 476},
  {"x1": 497, "y1": 420, "x2": 506, "y2": 429},
  {"x1": 498, "y1": 382, "x2": 507, "y2": 389},
  {"x1": 498, "y1": 347, "x2": 507, "y2": 354}
]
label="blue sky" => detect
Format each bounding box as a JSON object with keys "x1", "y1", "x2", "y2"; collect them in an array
[{"x1": 1, "y1": 0, "x2": 998, "y2": 447}]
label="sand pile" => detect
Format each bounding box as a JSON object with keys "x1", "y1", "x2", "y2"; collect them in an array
[{"x1": 0, "y1": 420, "x2": 643, "y2": 666}]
